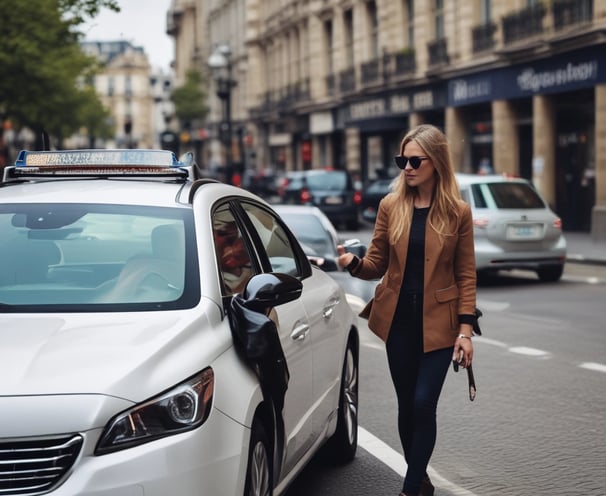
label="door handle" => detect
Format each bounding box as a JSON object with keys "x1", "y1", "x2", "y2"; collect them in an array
[
  {"x1": 290, "y1": 322, "x2": 310, "y2": 341},
  {"x1": 322, "y1": 296, "x2": 340, "y2": 320}
]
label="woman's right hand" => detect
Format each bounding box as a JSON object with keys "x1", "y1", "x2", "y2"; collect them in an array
[{"x1": 336, "y1": 245, "x2": 354, "y2": 269}]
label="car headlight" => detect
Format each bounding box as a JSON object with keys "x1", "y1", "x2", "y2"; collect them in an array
[{"x1": 95, "y1": 367, "x2": 214, "y2": 455}]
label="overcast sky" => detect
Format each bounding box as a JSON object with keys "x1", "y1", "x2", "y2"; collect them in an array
[{"x1": 81, "y1": 0, "x2": 174, "y2": 72}]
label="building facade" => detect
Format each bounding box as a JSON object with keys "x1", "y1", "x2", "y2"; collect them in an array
[
  {"x1": 81, "y1": 41, "x2": 161, "y2": 149},
  {"x1": 167, "y1": 0, "x2": 606, "y2": 239}
]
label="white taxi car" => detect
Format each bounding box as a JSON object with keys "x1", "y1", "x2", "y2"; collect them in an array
[{"x1": 0, "y1": 150, "x2": 359, "y2": 496}]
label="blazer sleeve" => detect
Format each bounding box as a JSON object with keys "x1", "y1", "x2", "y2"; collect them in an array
[
  {"x1": 454, "y1": 201, "x2": 477, "y2": 317},
  {"x1": 351, "y1": 195, "x2": 391, "y2": 280}
]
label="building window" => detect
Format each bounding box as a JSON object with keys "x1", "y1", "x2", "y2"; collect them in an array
[
  {"x1": 324, "y1": 19, "x2": 333, "y2": 74},
  {"x1": 480, "y1": 0, "x2": 491, "y2": 23},
  {"x1": 108, "y1": 77, "x2": 114, "y2": 97},
  {"x1": 404, "y1": 0, "x2": 414, "y2": 47},
  {"x1": 435, "y1": 0, "x2": 444, "y2": 39},
  {"x1": 366, "y1": 1, "x2": 379, "y2": 58},
  {"x1": 125, "y1": 75, "x2": 132, "y2": 97},
  {"x1": 344, "y1": 9, "x2": 354, "y2": 68}
]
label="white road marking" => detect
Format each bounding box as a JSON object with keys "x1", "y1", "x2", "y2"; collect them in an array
[
  {"x1": 508, "y1": 346, "x2": 550, "y2": 357},
  {"x1": 579, "y1": 362, "x2": 606, "y2": 373},
  {"x1": 358, "y1": 426, "x2": 479, "y2": 496}
]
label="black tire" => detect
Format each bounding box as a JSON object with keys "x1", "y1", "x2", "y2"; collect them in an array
[
  {"x1": 537, "y1": 264, "x2": 564, "y2": 282},
  {"x1": 244, "y1": 419, "x2": 272, "y2": 496},
  {"x1": 322, "y1": 335, "x2": 359, "y2": 464}
]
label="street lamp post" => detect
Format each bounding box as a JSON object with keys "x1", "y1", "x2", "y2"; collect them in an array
[{"x1": 208, "y1": 44, "x2": 236, "y2": 183}]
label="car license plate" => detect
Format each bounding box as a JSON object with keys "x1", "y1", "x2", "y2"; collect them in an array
[
  {"x1": 506, "y1": 224, "x2": 543, "y2": 240},
  {"x1": 324, "y1": 196, "x2": 343, "y2": 205}
]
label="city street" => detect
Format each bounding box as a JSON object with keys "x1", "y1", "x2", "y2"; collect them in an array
[{"x1": 286, "y1": 224, "x2": 606, "y2": 496}]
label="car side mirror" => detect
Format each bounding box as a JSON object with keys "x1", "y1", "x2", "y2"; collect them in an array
[
  {"x1": 341, "y1": 238, "x2": 367, "y2": 258},
  {"x1": 242, "y1": 273, "x2": 303, "y2": 313}
]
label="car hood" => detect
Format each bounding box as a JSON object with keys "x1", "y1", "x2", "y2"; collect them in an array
[{"x1": 0, "y1": 298, "x2": 226, "y2": 400}]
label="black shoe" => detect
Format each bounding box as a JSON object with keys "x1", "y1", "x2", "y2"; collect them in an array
[{"x1": 420, "y1": 474, "x2": 435, "y2": 496}]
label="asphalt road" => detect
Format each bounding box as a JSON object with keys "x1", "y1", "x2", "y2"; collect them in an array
[{"x1": 285, "y1": 225, "x2": 606, "y2": 496}]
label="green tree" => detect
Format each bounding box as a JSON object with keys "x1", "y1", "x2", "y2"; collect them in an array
[
  {"x1": 171, "y1": 69, "x2": 209, "y2": 130},
  {"x1": 0, "y1": 0, "x2": 118, "y2": 148}
]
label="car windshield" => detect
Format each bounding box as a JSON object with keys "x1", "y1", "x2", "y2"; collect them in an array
[
  {"x1": 0, "y1": 204, "x2": 198, "y2": 311},
  {"x1": 471, "y1": 182, "x2": 545, "y2": 209},
  {"x1": 306, "y1": 172, "x2": 348, "y2": 191}
]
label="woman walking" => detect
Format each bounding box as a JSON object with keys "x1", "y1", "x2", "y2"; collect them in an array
[{"x1": 338, "y1": 124, "x2": 477, "y2": 496}]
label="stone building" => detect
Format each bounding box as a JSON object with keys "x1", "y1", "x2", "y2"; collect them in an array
[
  {"x1": 167, "y1": 0, "x2": 606, "y2": 239},
  {"x1": 81, "y1": 41, "x2": 156, "y2": 148}
]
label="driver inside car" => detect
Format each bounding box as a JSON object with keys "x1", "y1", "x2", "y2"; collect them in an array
[{"x1": 213, "y1": 215, "x2": 252, "y2": 295}]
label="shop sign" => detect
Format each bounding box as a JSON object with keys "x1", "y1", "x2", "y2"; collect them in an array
[
  {"x1": 349, "y1": 99, "x2": 387, "y2": 120},
  {"x1": 514, "y1": 62, "x2": 598, "y2": 94},
  {"x1": 449, "y1": 76, "x2": 492, "y2": 106},
  {"x1": 498, "y1": 46, "x2": 605, "y2": 98}
]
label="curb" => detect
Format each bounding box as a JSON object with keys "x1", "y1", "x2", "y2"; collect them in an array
[{"x1": 566, "y1": 255, "x2": 606, "y2": 267}]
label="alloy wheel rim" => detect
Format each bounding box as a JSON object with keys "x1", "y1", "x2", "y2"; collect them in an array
[
  {"x1": 343, "y1": 347, "x2": 359, "y2": 444},
  {"x1": 249, "y1": 440, "x2": 270, "y2": 496}
]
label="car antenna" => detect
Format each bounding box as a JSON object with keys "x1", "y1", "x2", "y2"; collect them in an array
[{"x1": 40, "y1": 130, "x2": 50, "y2": 151}]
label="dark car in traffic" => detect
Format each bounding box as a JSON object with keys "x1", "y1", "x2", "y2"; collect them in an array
[
  {"x1": 279, "y1": 169, "x2": 362, "y2": 230},
  {"x1": 361, "y1": 178, "x2": 394, "y2": 223}
]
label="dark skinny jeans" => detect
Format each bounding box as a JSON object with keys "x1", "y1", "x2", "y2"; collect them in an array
[{"x1": 386, "y1": 292, "x2": 453, "y2": 495}]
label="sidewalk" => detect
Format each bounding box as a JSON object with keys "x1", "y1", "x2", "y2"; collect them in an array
[{"x1": 564, "y1": 231, "x2": 606, "y2": 266}]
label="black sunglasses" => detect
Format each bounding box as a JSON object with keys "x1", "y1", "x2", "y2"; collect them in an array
[{"x1": 394, "y1": 155, "x2": 429, "y2": 170}]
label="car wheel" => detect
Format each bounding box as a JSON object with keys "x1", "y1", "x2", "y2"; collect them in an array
[
  {"x1": 322, "y1": 335, "x2": 358, "y2": 464},
  {"x1": 244, "y1": 420, "x2": 272, "y2": 496},
  {"x1": 537, "y1": 264, "x2": 564, "y2": 282}
]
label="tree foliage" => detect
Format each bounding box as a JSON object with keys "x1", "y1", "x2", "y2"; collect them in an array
[
  {"x1": 171, "y1": 69, "x2": 209, "y2": 129},
  {"x1": 0, "y1": 0, "x2": 119, "y2": 146}
]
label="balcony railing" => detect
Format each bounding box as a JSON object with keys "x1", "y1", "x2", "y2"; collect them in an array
[
  {"x1": 428, "y1": 38, "x2": 449, "y2": 66},
  {"x1": 339, "y1": 67, "x2": 356, "y2": 93},
  {"x1": 502, "y1": 4, "x2": 546, "y2": 44},
  {"x1": 360, "y1": 58, "x2": 381, "y2": 86},
  {"x1": 472, "y1": 22, "x2": 497, "y2": 53},
  {"x1": 553, "y1": 0, "x2": 592, "y2": 31},
  {"x1": 394, "y1": 50, "x2": 416, "y2": 76}
]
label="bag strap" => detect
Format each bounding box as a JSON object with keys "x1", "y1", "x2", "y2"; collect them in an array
[{"x1": 467, "y1": 364, "x2": 476, "y2": 401}]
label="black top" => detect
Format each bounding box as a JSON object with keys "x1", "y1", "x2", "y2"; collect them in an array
[{"x1": 401, "y1": 207, "x2": 429, "y2": 293}]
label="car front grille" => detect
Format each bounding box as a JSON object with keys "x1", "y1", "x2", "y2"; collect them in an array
[{"x1": 0, "y1": 435, "x2": 83, "y2": 495}]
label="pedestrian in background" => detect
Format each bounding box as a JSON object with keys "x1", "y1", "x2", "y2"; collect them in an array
[{"x1": 337, "y1": 124, "x2": 477, "y2": 496}]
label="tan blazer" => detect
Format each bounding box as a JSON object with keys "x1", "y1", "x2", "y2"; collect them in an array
[{"x1": 353, "y1": 193, "x2": 476, "y2": 353}]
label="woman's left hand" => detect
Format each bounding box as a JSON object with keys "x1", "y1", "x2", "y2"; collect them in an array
[{"x1": 453, "y1": 327, "x2": 474, "y2": 369}]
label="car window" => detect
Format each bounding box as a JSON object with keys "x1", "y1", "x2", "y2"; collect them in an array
[
  {"x1": 306, "y1": 171, "x2": 349, "y2": 191},
  {"x1": 278, "y1": 212, "x2": 337, "y2": 257},
  {"x1": 459, "y1": 187, "x2": 471, "y2": 205},
  {"x1": 472, "y1": 182, "x2": 545, "y2": 209},
  {"x1": 241, "y1": 204, "x2": 300, "y2": 277},
  {"x1": 0, "y1": 204, "x2": 195, "y2": 308},
  {"x1": 212, "y1": 204, "x2": 255, "y2": 295}
]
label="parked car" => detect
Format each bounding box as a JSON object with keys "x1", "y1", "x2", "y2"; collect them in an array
[
  {"x1": 361, "y1": 178, "x2": 394, "y2": 223},
  {"x1": 457, "y1": 173, "x2": 567, "y2": 282},
  {"x1": 278, "y1": 169, "x2": 362, "y2": 230},
  {"x1": 0, "y1": 149, "x2": 359, "y2": 496},
  {"x1": 273, "y1": 204, "x2": 375, "y2": 303}
]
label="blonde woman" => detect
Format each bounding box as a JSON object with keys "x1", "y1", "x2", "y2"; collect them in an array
[{"x1": 338, "y1": 124, "x2": 477, "y2": 496}]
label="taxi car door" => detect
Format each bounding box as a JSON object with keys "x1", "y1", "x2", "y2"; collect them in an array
[{"x1": 237, "y1": 202, "x2": 315, "y2": 475}]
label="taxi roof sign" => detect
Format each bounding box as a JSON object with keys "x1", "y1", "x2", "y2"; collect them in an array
[
  {"x1": 16, "y1": 149, "x2": 178, "y2": 168},
  {"x1": 4, "y1": 149, "x2": 193, "y2": 182}
]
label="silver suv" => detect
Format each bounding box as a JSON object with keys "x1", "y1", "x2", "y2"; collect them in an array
[{"x1": 457, "y1": 173, "x2": 567, "y2": 282}]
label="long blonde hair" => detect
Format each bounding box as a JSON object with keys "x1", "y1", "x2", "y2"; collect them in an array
[{"x1": 389, "y1": 124, "x2": 461, "y2": 244}]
